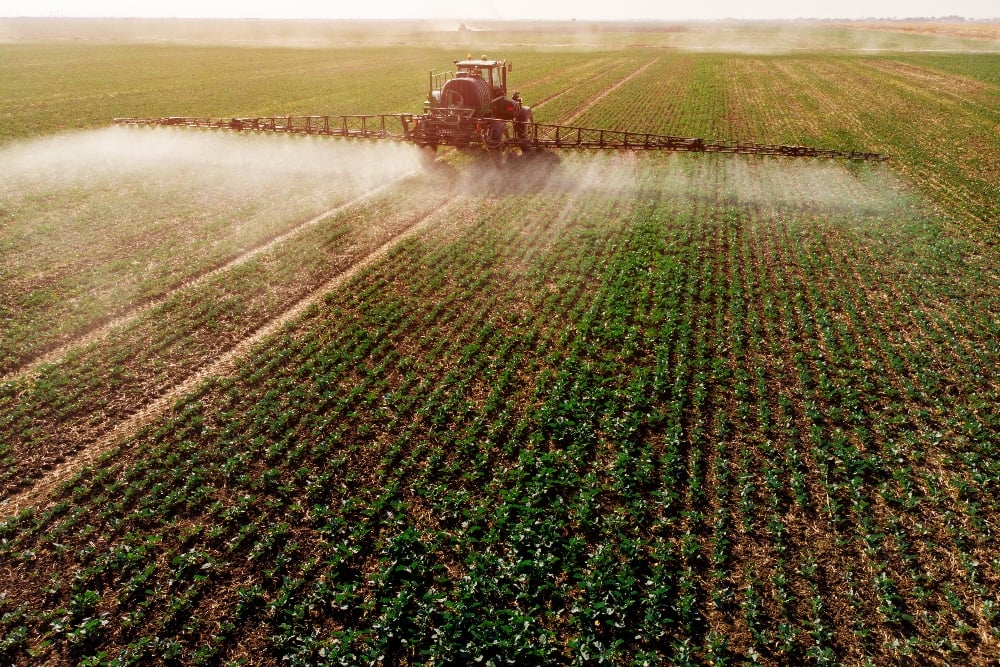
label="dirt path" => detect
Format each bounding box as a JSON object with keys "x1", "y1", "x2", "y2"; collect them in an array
[
  {"x1": 1, "y1": 179, "x2": 411, "y2": 386},
  {"x1": 0, "y1": 195, "x2": 457, "y2": 520}
]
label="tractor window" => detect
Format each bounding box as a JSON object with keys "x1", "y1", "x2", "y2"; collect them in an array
[{"x1": 458, "y1": 63, "x2": 496, "y2": 94}]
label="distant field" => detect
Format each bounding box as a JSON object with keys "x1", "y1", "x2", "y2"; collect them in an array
[
  {"x1": 3, "y1": 16, "x2": 1000, "y2": 51},
  {"x1": 830, "y1": 19, "x2": 1000, "y2": 43},
  {"x1": 1, "y1": 20, "x2": 999, "y2": 666}
]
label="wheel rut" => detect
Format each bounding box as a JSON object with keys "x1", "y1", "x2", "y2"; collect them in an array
[
  {"x1": 0, "y1": 194, "x2": 458, "y2": 520},
  {"x1": 561, "y1": 60, "x2": 655, "y2": 126},
  {"x1": 1, "y1": 178, "x2": 413, "y2": 386},
  {"x1": 531, "y1": 62, "x2": 620, "y2": 112}
]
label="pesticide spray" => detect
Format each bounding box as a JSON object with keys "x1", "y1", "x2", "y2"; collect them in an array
[{"x1": 0, "y1": 126, "x2": 425, "y2": 370}]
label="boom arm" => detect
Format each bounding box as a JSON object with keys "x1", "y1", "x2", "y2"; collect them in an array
[{"x1": 112, "y1": 115, "x2": 889, "y2": 162}]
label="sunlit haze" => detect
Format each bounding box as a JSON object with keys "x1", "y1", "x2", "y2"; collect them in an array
[{"x1": 2, "y1": 0, "x2": 997, "y2": 20}]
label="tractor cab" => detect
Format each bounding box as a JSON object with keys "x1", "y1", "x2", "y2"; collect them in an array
[
  {"x1": 453, "y1": 58, "x2": 510, "y2": 99},
  {"x1": 416, "y1": 56, "x2": 534, "y2": 151},
  {"x1": 428, "y1": 57, "x2": 522, "y2": 121}
]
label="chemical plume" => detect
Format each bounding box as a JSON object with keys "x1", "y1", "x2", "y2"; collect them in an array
[
  {"x1": 451, "y1": 150, "x2": 903, "y2": 216},
  {"x1": 0, "y1": 127, "x2": 424, "y2": 369},
  {"x1": 1, "y1": 125, "x2": 422, "y2": 193}
]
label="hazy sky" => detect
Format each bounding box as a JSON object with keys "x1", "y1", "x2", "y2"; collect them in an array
[{"x1": 2, "y1": 0, "x2": 997, "y2": 20}]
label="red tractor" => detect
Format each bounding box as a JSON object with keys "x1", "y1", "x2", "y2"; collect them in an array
[
  {"x1": 114, "y1": 55, "x2": 887, "y2": 162},
  {"x1": 408, "y1": 57, "x2": 534, "y2": 153}
]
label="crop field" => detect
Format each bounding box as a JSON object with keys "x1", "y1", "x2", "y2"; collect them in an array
[{"x1": 1, "y1": 19, "x2": 999, "y2": 666}]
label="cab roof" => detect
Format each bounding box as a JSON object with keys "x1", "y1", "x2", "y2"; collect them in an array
[{"x1": 455, "y1": 59, "x2": 502, "y2": 68}]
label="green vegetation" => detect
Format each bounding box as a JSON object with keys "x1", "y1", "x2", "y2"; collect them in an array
[{"x1": 1, "y1": 20, "x2": 999, "y2": 665}]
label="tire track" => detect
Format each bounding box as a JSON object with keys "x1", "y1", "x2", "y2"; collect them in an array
[
  {"x1": 560, "y1": 60, "x2": 656, "y2": 126},
  {"x1": 530, "y1": 62, "x2": 620, "y2": 111},
  {"x1": 1, "y1": 177, "x2": 414, "y2": 385},
  {"x1": 0, "y1": 194, "x2": 458, "y2": 520}
]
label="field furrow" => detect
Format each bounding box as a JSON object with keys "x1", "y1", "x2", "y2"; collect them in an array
[
  {"x1": 2, "y1": 32, "x2": 1000, "y2": 666},
  {"x1": 0, "y1": 165, "x2": 452, "y2": 500}
]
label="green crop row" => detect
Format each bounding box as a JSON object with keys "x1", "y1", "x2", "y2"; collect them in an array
[
  {"x1": 4, "y1": 149, "x2": 999, "y2": 664},
  {"x1": 0, "y1": 129, "x2": 426, "y2": 375},
  {"x1": 0, "y1": 169, "x2": 448, "y2": 495},
  {"x1": 2, "y1": 33, "x2": 1000, "y2": 666}
]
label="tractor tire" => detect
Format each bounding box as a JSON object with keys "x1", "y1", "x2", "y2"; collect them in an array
[
  {"x1": 488, "y1": 120, "x2": 508, "y2": 148},
  {"x1": 515, "y1": 106, "x2": 534, "y2": 149},
  {"x1": 488, "y1": 121, "x2": 508, "y2": 165}
]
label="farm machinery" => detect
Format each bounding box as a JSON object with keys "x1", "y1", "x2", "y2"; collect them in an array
[{"x1": 114, "y1": 56, "x2": 888, "y2": 162}]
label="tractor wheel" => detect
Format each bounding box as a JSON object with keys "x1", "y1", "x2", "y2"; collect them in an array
[
  {"x1": 515, "y1": 107, "x2": 534, "y2": 150},
  {"x1": 488, "y1": 120, "x2": 508, "y2": 145},
  {"x1": 488, "y1": 121, "x2": 508, "y2": 165}
]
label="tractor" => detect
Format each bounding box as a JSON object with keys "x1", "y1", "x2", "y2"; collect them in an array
[
  {"x1": 114, "y1": 56, "x2": 888, "y2": 162},
  {"x1": 407, "y1": 57, "x2": 534, "y2": 154}
]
